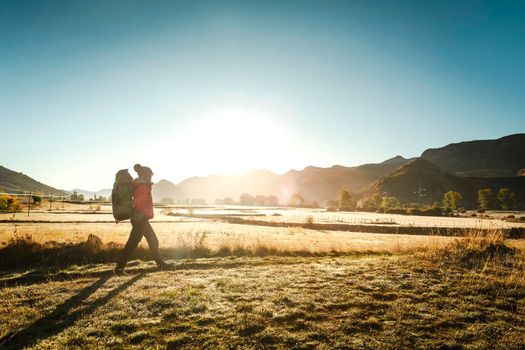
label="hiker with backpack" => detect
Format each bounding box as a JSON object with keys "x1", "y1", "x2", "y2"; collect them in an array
[{"x1": 113, "y1": 164, "x2": 173, "y2": 274}]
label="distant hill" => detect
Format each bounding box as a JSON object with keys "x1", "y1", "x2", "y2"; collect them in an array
[
  {"x1": 9, "y1": 133, "x2": 523, "y2": 206},
  {"x1": 175, "y1": 169, "x2": 281, "y2": 203},
  {"x1": 152, "y1": 179, "x2": 183, "y2": 202},
  {"x1": 175, "y1": 157, "x2": 412, "y2": 204},
  {"x1": 0, "y1": 165, "x2": 64, "y2": 195},
  {"x1": 421, "y1": 134, "x2": 525, "y2": 177},
  {"x1": 359, "y1": 158, "x2": 478, "y2": 207},
  {"x1": 281, "y1": 156, "x2": 412, "y2": 203},
  {"x1": 359, "y1": 158, "x2": 525, "y2": 209}
]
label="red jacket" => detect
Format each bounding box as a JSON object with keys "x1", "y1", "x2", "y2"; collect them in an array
[{"x1": 133, "y1": 181, "x2": 154, "y2": 219}]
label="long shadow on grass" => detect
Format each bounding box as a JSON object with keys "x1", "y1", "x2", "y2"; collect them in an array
[
  {"x1": 0, "y1": 265, "x2": 157, "y2": 287},
  {"x1": 0, "y1": 253, "x2": 371, "y2": 287},
  {"x1": 0, "y1": 259, "x2": 298, "y2": 287},
  {"x1": 0, "y1": 273, "x2": 145, "y2": 349}
]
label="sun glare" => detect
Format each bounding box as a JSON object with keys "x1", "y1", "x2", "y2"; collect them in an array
[{"x1": 162, "y1": 107, "x2": 300, "y2": 178}]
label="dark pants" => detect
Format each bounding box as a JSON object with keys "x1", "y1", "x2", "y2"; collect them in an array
[{"x1": 117, "y1": 214, "x2": 163, "y2": 268}]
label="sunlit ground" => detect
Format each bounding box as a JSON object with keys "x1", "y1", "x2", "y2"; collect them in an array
[
  {"x1": 1, "y1": 203, "x2": 525, "y2": 349},
  {"x1": 2, "y1": 203, "x2": 524, "y2": 255}
]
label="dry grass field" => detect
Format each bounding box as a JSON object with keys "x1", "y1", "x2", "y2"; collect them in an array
[{"x1": 1, "y1": 204, "x2": 525, "y2": 349}]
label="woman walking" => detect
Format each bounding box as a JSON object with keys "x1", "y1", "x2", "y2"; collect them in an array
[{"x1": 115, "y1": 164, "x2": 173, "y2": 274}]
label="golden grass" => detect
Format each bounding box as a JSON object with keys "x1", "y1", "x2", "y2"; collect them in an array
[
  {"x1": 1, "y1": 248, "x2": 524, "y2": 349},
  {"x1": 1, "y1": 221, "x2": 455, "y2": 258},
  {"x1": 0, "y1": 227, "x2": 524, "y2": 349}
]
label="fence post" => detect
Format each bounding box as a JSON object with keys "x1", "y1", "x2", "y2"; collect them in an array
[
  {"x1": 28, "y1": 190, "x2": 31, "y2": 217},
  {"x1": 50, "y1": 195, "x2": 53, "y2": 211}
]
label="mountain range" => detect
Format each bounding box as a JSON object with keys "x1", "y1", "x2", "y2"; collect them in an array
[
  {"x1": 152, "y1": 134, "x2": 524, "y2": 206},
  {"x1": 168, "y1": 156, "x2": 413, "y2": 204},
  {"x1": 421, "y1": 133, "x2": 525, "y2": 177},
  {"x1": 358, "y1": 158, "x2": 525, "y2": 208},
  {"x1": 1, "y1": 134, "x2": 524, "y2": 207}
]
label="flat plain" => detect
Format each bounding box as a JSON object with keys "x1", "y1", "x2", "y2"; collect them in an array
[{"x1": 1, "y1": 204, "x2": 524, "y2": 349}]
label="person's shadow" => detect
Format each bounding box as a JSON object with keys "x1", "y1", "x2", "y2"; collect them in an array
[{"x1": 0, "y1": 273, "x2": 145, "y2": 349}]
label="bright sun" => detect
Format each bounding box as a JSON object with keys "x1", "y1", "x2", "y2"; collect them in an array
[{"x1": 168, "y1": 107, "x2": 300, "y2": 177}]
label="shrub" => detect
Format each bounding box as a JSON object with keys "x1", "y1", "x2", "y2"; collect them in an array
[
  {"x1": 32, "y1": 195, "x2": 42, "y2": 205},
  {"x1": 0, "y1": 195, "x2": 22, "y2": 212},
  {"x1": 356, "y1": 206, "x2": 377, "y2": 212},
  {"x1": 420, "y1": 206, "x2": 443, "y2": 217},
  {"x1": 406, "y1": 208, "x2": 422, "y2": 216},
  {"x1": 338, "y1": 206, "x2": 354, "y2": 212},
  {"x1": 305, "y1": 216, "x2": 314, "y2": 225},
  {"x1": 381, "y1": 196, "x2": 400, "y2": 209},
  {"x1": 426, "y1": 229, "x2": 519, "y2": 270},
  {"x1": 384, "y1": 207, "x2": 405, "y2": 215}
]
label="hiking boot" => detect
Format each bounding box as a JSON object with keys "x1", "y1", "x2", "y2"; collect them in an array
[
  {"x1": 157, "y1": 261, "x2": 175, "y2": 271},
  {"x1": 113, "y1": 266, "x2": 128, "y2": 275}
]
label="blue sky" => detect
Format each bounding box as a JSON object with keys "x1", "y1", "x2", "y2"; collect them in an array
[{"x1": 1, "y1": 0, "x2": 524, "y2": 190}]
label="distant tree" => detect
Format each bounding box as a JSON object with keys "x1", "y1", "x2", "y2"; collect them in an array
[
  {"x1": 443, "y1": 191, "x2": 462, "y2": 210},
  {"x1": 0, "y1": 196, "x2": 7, "y2": 211},
  {"x1": 381, "y1": 196, "x2": 400, "y2": 209},
  {"x1": 0, "y1": 195, "x2": 21, "y2": 212},
  {"x1": 266, "y1": 195, "x2": 279, "y2": 206},
  {"x1": 338, "y1": 190, "x2": 355, "y2": 211},
  {"x1": 311, "y1": 201, "x2": 320, "y2": 209},
  {"x1": 215, "y1": 198, "x2": 224, "y2": 205},
  {"x1": 240, "y1": 193, "x2": 254, "y2": 206},
  {"x1": 254, "y1": 195, "x2": 267, "y2": 206},
  {"x1": 70, "y1": 191, "x2": 84, "y2": 202},
  {"x1": 160, "y1": 197, "x2": 174, "y2": 204},
  {"x1": 223, "y1": 197, "x2": 234, "y2": 205},
  {"x1": 325, "y1": 200, "x2": 338, "y2": 209},
  {"x1": 477, "y1": 188, "x2": 495, "y2": 210},
  {"x1": 98, "y1": 196, "x2": 107, "y2": 202},
  {"x1": 498, "y1": 188, "x2": 517, "y2": 210},
  {"x1": 290, "y1": 193, "x2": 304, "y2": 207},
  {"x1": 32, "y1": 195, "x2": 42, "y2": 205},
  {"x1": 371, "y1": 193, "x2": 383, "y2": 208}
]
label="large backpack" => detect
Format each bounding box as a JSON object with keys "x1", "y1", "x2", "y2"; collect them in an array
[{"x1": 112, "y1": 169, "x2": 134, "y2": 221}]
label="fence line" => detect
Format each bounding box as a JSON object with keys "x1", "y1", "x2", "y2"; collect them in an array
[{"x1": 0, "y1": 191, "x2": 74, "y2": 216}]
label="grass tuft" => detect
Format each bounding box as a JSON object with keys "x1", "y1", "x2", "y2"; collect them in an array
[{"x1": 425, "y1": 228, "x2": 521, "y2": 269}]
